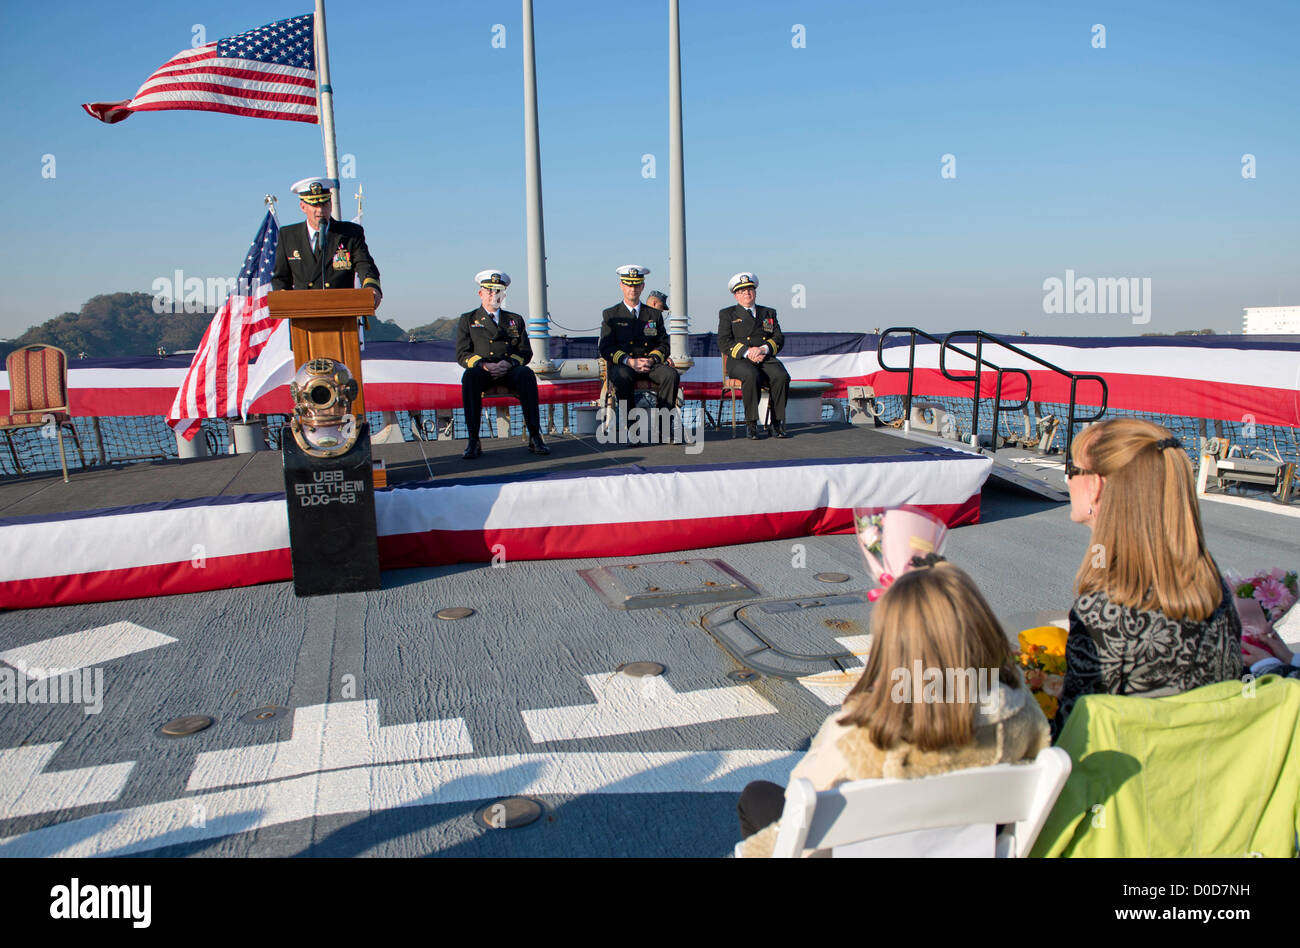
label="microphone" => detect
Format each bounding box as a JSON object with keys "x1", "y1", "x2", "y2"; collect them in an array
[{"x1": 319, "y1": 218, "x2": 330, "y2": 288}]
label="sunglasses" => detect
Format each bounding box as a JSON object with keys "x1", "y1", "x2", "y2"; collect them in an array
[{"x1": 1064, "y1": 460, "x2": 1095, "y2": 480}]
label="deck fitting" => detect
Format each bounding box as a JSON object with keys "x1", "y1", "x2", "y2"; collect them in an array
[
  {"x1": 814, "y1": 572, "x2": 850, "y2": 583},
  {"x1": 240, "y1": 706, "x2": 289, "y2": 725},
  {"x1": 476, "y1": 797, "x2": 543, "y2": 830},
  {"x1": 702, "y1": 591, "x2": 873, "y2": 680},
  {"x1": 159, "y1": 715, "x2": 214, "y2": 737},
  {"x1": 617, "y1": 662, "x2": 665, "y2": 678},
  {"x1": 436, "y1": 607, "x2": 475, "y2": 620}
]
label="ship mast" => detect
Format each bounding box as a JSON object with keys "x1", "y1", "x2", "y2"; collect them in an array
[
  {"x1": 522, "y1": 0, "x2": 554, "y2": 372},
  {"x1": 668, "y1": 0, "x2": 692, "y2": 368}
]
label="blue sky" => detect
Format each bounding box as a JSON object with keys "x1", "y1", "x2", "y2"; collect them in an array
[{"x1": 1, "y1": 0, "x2": 1297, "y2": 341}]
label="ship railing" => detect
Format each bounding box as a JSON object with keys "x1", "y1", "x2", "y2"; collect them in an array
[
  {"x1": 876, "y1": 327, "x2": 1034, "y2": 448},
  {"x1": 876, "y1": 327, "x2": 1108, "y2": 461},
  {"x1": 940, "y1": 330, "x2": 1107, "y2": 462}
]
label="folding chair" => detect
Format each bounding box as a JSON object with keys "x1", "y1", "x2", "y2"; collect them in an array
[
  {"x1": 480, "y1": 384, "x2": 526, "y2": 442},
  {"x1": 597, "y1": 357, "x2": 681, "y2": 438},
  {"x1": 721, "y1": 351, "x2": 774, "y2": 436},
  {"x1": 735, "y1": 746, "x2": 1071, "y2": 858},
  {"x1": 1, "y1": 344, "x2": 86, "y2": 482}
]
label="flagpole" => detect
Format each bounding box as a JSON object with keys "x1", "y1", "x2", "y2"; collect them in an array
[
  {"x1": 668, "y1": 0, "x2": 691, "y2": 369},
  {"x1": 315, "y1": 0, "x2": 342, "y2": 218},
  {"x1": 522, "y1": 0, "x2": 554, "y2": 373}
]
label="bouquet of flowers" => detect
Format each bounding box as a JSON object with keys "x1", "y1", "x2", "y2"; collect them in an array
[
  {"x1": 853, "y1": 505, "x2": 949, "y2": 601},
  {"x1": 1224, "y1": 568, "x2": 1298, "y2": 648},
  {"x1": 1017, "y1": 625, "x2": 1067, "y2": 720}
]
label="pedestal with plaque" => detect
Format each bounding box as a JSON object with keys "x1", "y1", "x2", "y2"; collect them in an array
[
  {"x1": 267, "y1": 289, "x2": 382, "y2": 597},
  {"x1": 282, "y1": 421, "x2": 381, "y2": 596}
]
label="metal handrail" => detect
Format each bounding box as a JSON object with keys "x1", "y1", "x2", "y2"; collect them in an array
[
  {"x1": 940, "y1": 330, "x2": 1107, "y2": 460},
  {"x1": 876, "y1": 327, "x2": 1032, "y2": 448},
  {"x1": 876, "y1": 327, "x2": 966, "y2": 421}
]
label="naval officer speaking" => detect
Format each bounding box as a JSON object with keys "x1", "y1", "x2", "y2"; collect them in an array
[
  {"x1": 272, "y1": 176, "x2": 382, "y2": 310},
  {"x1": 718, "y1": 271, "x2": 790, "y2": 439}
]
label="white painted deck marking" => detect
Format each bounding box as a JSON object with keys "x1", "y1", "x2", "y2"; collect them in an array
[
  {"x1": 0, "y1": 749, "x2": 800, "y2": 857},
  {"x1": 1197, "y1": 492, "x2": 1300, "y2": 519},
  {"x1": 521, "y1": 673, "x2": 777, "y2": 743},
  {"x1": 1007, "y1": 457, "x2": 1065, "y2": 470},
  {"x1": 798, "y1": 635, "x2": 871, "y2": 706},
  {"x1": 0, "y1": 743, "x2": 134, "y2": 819},
  {"x1": 0, "y1": 622, "x2": 176, "y2": 680},
  {"x1": 187, "y1": 699, "x2": 472, "y2": 791}
]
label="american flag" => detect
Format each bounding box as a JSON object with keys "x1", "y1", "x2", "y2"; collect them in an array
[
  {"x1": 168, "y1": 211, "x2": 281, "y2": 441},
  {"x1": 83, "y1": 14, "x2": 317, "y2": 125}
]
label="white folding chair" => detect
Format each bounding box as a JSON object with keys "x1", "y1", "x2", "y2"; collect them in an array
[{"x1": 734, "y1": 746, "x2": 1071, "y2": 858}]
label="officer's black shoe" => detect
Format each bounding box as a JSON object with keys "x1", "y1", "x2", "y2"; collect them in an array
[
  {"x1": 527, "y1": 433, "x2": 550, "y2": 455},
  {"x1": 772, "y1": 421, "x2": 788, "y2": 439},
  {"x1": 746, "y1": 422, "x2": 761, "y2": 440},
  {"x1": 462, "y1": 438, "x2": 482, "y2": 460}
]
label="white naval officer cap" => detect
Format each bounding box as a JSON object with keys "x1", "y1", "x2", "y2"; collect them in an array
[
  {"x1": 291, "y1": 176, "x2": 337, "y2": 206},
  {"x1": 616, "y1": 265, "x2": 650, "y2": 285},
  {"x1": 728, "y1": 272, "x2": 758, "y2": 293},
  {"x1": 475, "y1": 269, "x2": 511, "y2": 289}
]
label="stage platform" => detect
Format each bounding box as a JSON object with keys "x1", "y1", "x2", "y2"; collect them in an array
[{"x1": 0, "y1": 423, "x2": 993, "y2": 610}]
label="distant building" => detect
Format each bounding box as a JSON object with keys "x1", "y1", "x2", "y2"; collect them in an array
[{"x1": 1242, "y1": 305, "x2": 1300, "y2": 334}]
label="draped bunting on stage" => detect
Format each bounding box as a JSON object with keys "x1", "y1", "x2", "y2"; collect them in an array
[
  {"x1": 0, "y1": 449, "x2": 991, "y2": 610},
  {"x1": 3, "y1": 333, "x2": 1298, "y2": 427}
]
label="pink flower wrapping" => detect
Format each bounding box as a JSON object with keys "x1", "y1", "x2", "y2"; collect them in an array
[
  {"x1": 1227, "y1": 567, "x2": 1298, "y2": 632},
  {"x1": 852, "y1": 506, "x2": 949, "y2": 588}
]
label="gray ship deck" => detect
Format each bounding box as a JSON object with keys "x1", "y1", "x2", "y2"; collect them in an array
[{"x1": 1, "y1": 426, "x2": 1297, "y2": 858}]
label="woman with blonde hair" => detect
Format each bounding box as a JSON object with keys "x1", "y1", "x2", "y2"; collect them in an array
[
  {"x1": 1056, "y1": 418, "x2": 1242, "y2": 734},
  {"x1": 737, "y1": 559, "x2": 1049, "y2": 857}
]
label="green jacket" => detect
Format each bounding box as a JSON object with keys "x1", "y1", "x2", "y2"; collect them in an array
[{"x1": 1032, "y1": 676, "x2": 1300, "y2": 857}]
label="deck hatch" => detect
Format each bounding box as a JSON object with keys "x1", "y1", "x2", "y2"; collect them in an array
[{"x1": 577, "y1": 558, "x2": 762, "y2": 611}]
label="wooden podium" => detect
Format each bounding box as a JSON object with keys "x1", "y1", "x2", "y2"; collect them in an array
[{"x1": 266, "y1": 288, "x2": 374, "y2": 417}]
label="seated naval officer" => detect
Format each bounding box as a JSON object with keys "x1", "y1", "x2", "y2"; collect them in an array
[
  {"x1": 718, "y1": 271, "x2": 790, "y2": 439},
  {"x1": 455, "y1": 269, "x2": 548, "y2": 460},
  {"x1": 645, "y1": 290, "x2": 668, "y2": 312},
  {"x1": 272, "y1": 177, "x2": 382, "y2": 310},
  {"x1": 599, "y1": 265, "x2": 680, "y2": 440}
]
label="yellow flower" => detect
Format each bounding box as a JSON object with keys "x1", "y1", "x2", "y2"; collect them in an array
[
  {"x1": 1033, "y1": 691, "x2": 1058, "y2": 719},
  {"x1": 1019, "y1": 625, "x2": 1067, "y2": 658}
]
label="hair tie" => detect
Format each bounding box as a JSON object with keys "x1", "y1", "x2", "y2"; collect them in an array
[
  {"x1": 1154, "y1": 437, "x2": 1180, "y2": 452},
  {"x1": 909, "y1": 553, "x2": 947, "y2": 570}
]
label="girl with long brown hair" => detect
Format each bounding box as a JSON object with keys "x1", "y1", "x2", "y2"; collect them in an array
[{"x1": 737, "y1": 560, "x2": 1049, "y2": 857}]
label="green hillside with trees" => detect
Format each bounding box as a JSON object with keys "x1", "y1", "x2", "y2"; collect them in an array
[
  {"x1": 404, "y1": 317, "x2": 458, "y2": 341},
  {"x1": 1, "y1": 292, "x2": 408, "y2": 361}
]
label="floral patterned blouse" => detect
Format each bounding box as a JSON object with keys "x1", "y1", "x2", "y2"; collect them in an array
[{"x1": 1052, "y1": 576, "x2": 1243, "y2": 739}]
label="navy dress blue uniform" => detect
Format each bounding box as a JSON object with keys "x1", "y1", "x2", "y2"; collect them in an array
[
  {"x1": 456, "y1": 305, "x2": 543, "y2": 443},
  {"x1": 718, "y1": 303, "x2": 789, "y2": 426},
  {"x1": 272, "y1": 220, "x2": 381, "y2": 293},
  {"x1": 599, "y1": 302, "x2": 679, "y2": 409},
  {"x1": 271, "y1": 178, "x2": 382, "y2": 296}
]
